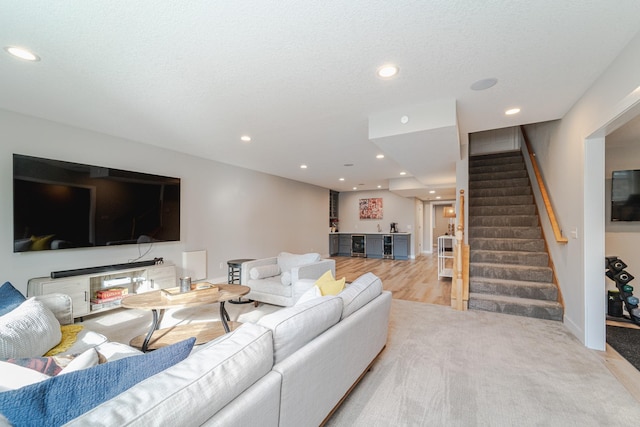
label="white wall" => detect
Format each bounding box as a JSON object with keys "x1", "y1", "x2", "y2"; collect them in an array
[
  {"x1": 1, "y1": 109, "x2": 329, "y2": 295},
  {"x1": 469, "y1": 127, "x2": 521, "y2": 156},
  {"x1": 338, "y1": 189, "x2": 416, "y2": 257},
  {"x1": 527, "y1": 29, "x2": 640, "y2": 349}
]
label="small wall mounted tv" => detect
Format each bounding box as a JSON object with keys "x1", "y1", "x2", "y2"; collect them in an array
[
  {"x1": 611, "y1": 169, "x2": 640, "y2": 221},
  {"x1": 13, "y1": 154, "x2": 180, "y2": 252}
]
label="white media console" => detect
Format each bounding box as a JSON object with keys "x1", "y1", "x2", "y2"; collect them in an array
[{"x1": 28, "y1": 263, "x2": 177, "y2": 319}]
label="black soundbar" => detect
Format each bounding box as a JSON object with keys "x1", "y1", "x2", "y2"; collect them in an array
[{"x1": 50, "y1": 257, "x2": 164, "y2": 279}]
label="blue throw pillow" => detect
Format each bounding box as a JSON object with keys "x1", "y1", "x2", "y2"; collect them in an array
[
  {"x1": 0, "y1": 282, "x2": 26, "y2": 316},
  {"x1": 0, "y1": 337, "x2": 195, "y2": 426}
]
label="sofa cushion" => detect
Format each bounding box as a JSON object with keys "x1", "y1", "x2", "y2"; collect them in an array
[
  {"x1": 250, "y1": 264, "x2": 281, "y2": 280},
  {"x1": 339, "y1": 272, "x2": 383, "y2": 319},
  {"x1": 315, "y1": 270, "x2": 346, "y2": 296},
  {"x1": 64, "y1": 324, "x2": 273, "y2": 426},
  {"x1": 0, "y1": 282, "x2": 25, "y2": 316},
  {"x1": 247, "y1": 277, "x2": 292, "y2": 297},
  {"x1": 0, "y1": 337, "x2": 195, "y2": 427},
  {"x1": 257, "y1": 296, "x2": 342, "y2": 364},
  {"x1": 0, "y1": 298, "x2": 62, "y2": 358},
  {"x1": 277, "y1": 252, "x2": 321, "y2": 273}
]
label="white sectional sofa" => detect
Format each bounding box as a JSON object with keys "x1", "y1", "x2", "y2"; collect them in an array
[{"x1": 1, "y1": 272, "x2": 390, "y2": 426}]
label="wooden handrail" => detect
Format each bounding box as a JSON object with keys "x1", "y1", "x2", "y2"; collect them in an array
[
  {"x1": 451, "y1": 190, "x2": 469, "y2": 311},
  {"x1": 520, "y1": 126, "x2": 569, "y2": 244}
]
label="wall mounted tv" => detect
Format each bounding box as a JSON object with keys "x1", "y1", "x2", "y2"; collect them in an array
[
  {"x1": 13, "y1": 154, "x2": 180, "y2": 252},
  {"x1": 611, "y1": 169, "x2": 640, "y2": 221}
]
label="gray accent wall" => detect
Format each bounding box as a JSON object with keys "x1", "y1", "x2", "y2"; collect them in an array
[{"x1": 1, "y1": 109, "x2": 329, "y2": 295}]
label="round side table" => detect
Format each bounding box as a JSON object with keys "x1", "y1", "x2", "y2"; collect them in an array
[{"x1": 227, "y1": 258, "x2": 255, "y2": 304}]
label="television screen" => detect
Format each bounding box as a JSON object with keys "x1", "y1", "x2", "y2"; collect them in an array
[
  {"x1": 13, "y1": 154, "x2": 180, "y2": 252},
  {"x1": 611, "y1": 169, "x2": 640, "y2": 221}
]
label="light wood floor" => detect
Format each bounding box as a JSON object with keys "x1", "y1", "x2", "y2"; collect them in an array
[
  {"x1": 333, "y1": 253, "x2": 640, "y2": 403},
  {"x1": 332, "y1": 252, "x2": 451, "y2": 306}
]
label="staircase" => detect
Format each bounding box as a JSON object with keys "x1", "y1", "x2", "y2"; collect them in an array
[{"x1": 467, "y1": 151, "x2": 563, "y2": 321}]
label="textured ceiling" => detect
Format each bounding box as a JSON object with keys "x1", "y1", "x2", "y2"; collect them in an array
[{"x1": 2, "y1": 1, "x2": 640, "y2": 200}]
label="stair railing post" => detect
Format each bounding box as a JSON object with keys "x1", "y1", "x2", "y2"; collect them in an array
[{"x1": 453, "y1": 190, "x2": 468, "y2": 310}]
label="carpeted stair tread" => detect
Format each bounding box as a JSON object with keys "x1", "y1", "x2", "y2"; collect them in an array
[
  {"x1": 468, "y1": 292, "x2": 563, "y2": 321},
  {"x1": 470, "y1": 195, "x2": 533, "y2": 206},
  {"x1": 468, "y1": 226, "x2": 542, "y2": 239},
  {"x1": 469, "y1": 178, "x2": 529, "y2": 189},
  {"x1": 470, "y1": 186, "x2": 531, "y2": 198},
  {"x1": 470, "y1": 170, "x2": 528, "y2": 181},
  {"x1": 469, "y1": 277, "x2": 558, "y2": 301},
  {"x1": 469, "y1": 151, "x2": 522, "y2": 164},
  {"x1": 469, "y1": 204, "x2": 536, "y2": 216},
  {"x1": 470, "y1": 262, "x2": 552, "y2": 283},
  {"x1": 469, "y1": 237, "x2": 545, "y2": 252},
  {"x1": 469, "y1": 163, "x2": 524, "y2": 174},
  {"x1": 470, "y1": 249, "x2": 549, "y2": 266},
  {"x1": 469, "y1": 215, "x2": 538, "y2": 227}
]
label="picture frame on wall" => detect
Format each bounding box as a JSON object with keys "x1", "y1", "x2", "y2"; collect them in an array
[{"x1": 359, "y1": 198, "x2": 383, "y2": 219}]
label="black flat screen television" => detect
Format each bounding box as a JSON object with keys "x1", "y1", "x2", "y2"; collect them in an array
[
  {"x1": 13, "y1": 154, "x2": 180, "y2": 252},
  {"x1": 611, "y1": 169, "x2": 640, "y2": 221}
]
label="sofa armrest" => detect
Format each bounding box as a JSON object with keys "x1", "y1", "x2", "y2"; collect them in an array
[
  {"x1": 241, "y1": 257, "x2": 278, "y2": 285},
  {"x1": 34, "y1": 293, "x2": 74, "y2": 325},
  {"x1": 291, "y1": 259, "x2": 336, "y2": 283}
]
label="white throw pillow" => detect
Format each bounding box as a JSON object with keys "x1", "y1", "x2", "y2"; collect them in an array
[
  {"x1": 58, "y1": 348, "x2": 100, "y2": 375},
  {"x1": 95, "y1": 341, "x2": 144, "y2": 362},
  {"x1": 0, "y1": 298, "x2": 62, "y2": 358},
  {"x1": 295, "y1": 285, "x2": 322, "y2": 305},
  {"x1": 0, "y1": 361, "x2": 50, "y2": 391},
  {"x1": 249, "y1": 264, "x2": 281, "y2": 280}
]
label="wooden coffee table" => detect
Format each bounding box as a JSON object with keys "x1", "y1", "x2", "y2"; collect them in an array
[{"x1": 121, "y1": 283, "x2": 250, "y2": 352}]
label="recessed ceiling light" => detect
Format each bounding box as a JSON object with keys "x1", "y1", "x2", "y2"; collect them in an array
[
  {"x1": 377, "y1": 185, "x2": 382, "y2": 189},
  {"x1": 400, "y1": 171, "x2": 407, "y2": 176},
  {"x1": 376, "y1": 154, "x2": 385, "y2": 159},
  {"x1": 505, "y1": 108, "x2": 521, "y2": 115},
  {"x1": 436, "y1": 196, "x2": 441, "y2": 200},
  {"x1": 4, "y1": 46, "x2": 40, "y2": 61},
  {"x1": 471, "y1": 78, "x2": 497, "y2": 91},
  {"x1": 377, "y1": 64, "x2": 399, "y2": 79},
  {"x1": 240, "y1": 135, "x2": 251, "y2": 142},
  {"x1": 339, "y1": 178, "x2": 345, "y2": 181},
  {"x1": 353, "y1": 187, "x2": 357, "y2": 190},
  {"x1": 429, "y1": 190, "x2": 436, "y2": 194},
  {"x1": 300, "y1": 164, "x2": 307, "y2": 169},
  {"x1": 400, "y1": 115, "x2": 409, "y2": 124}
]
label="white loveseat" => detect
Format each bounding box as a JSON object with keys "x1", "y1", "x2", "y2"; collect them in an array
[
  {"x1": 241, "y1": 252, "x2": 336, "y2": 306},
  {"x1": 56, "y1": 272, "x2": 390, "y2": 426}
]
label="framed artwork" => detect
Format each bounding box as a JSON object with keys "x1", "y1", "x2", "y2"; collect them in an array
[{"x1": 359, "y1": 198, "x2": 383, "y2": 219}]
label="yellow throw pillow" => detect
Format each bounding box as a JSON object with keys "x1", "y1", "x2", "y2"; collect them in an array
[
  {"x1": 315, "y1": 270, "x2": 346, "y2": 296},
  {"x1": 45, "y1": 325, "x2": 84, "y2": 356}
]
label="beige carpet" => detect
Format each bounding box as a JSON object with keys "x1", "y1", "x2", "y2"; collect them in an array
[{"x1": 325, "y1": 300, "x2": 640, "y2": 426}]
